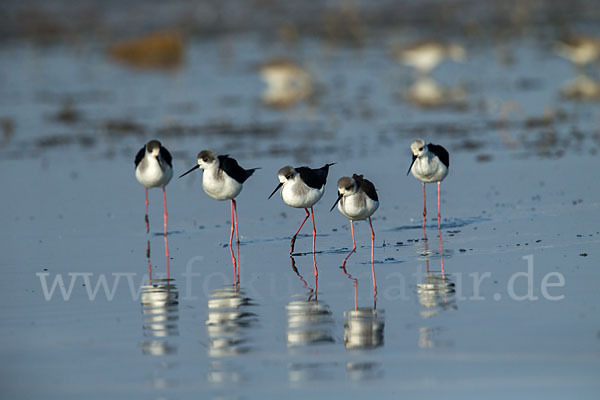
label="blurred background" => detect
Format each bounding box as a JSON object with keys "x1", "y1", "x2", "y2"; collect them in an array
[{"x1": 0, "y1": 0, "x2": 599, "y2": 162}]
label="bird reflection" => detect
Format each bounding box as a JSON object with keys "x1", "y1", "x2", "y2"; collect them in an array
[
  {"x1": 340, "y1": 266, "x2": 384, "y2": 350},
  {"x1": 140, "y1": 239, "x2": 179, "y2": 356},
  {"x1": 286, "y1": 255, "x2": 333, "y2": 347},
  {"x1": 393, "y1": 40, "x2": 466, "y2": 76},
  {"x1": 206, "y1": 287, "x2": 257, "y2": 357},
  {"x1": 206, "y1": 288, "x2": 256, "y2": 386},
  {"x1": 559, "y1": 74, "x2": 600, "y2": 101},
  {"x1": 404, "y1": 76, "x2": 466, "y2": 109},
  {"x1": 346, "y1": 362, "x2": 383, "y2": 381},
  {"x1": 206, "y1": 243, "x2": 257, "y2": 385},
  {"x1": 554, "y1": 35, "x2": 600, "y2": 101},
  {"x1": 417, "y1": 225, "x2": 456, "y2": 348}
]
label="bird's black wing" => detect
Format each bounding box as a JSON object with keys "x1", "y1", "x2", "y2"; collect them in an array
[
  {"x1": 427, "y1": 143, "x2": 449, "y2": 169},
  {"x1": 134, "y1": 146, "x2": 145, "y2": 167},
  {"x1": 218, "y1": 155, "x2": 256, "y2": 183},
  {"x1": 160, "y1": 146, "x2": 173, "y2": 168},
  {"x1": 353, "y1": 174, "x2": 378, "y2": 201},
  {"x1": 297, "y1": 163, "x2": 333, "y2": 190}
]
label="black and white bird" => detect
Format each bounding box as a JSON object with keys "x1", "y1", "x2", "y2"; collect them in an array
[
  {"x1": 330, "y1": 174, "x2": 379, "y2": 268},
  {"x1": 179, "y1": 150, "x2": 257, "y2": 246},
  {"x1": 407, "y1": 139, "x2": 449, "y2": 227},
  {"x1": 269, "y1": 163, "x2": 335, "y2": 254},
  {"x1": 135, "y1": 140, "x2": 173, "y2": 235}
]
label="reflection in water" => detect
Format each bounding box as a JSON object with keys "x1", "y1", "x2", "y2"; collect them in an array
[
  {"x1": 206, "y1": 287, "x2": 257, "y2": 385},
  {"x1": 140, "y1": 240, "x2": 179, "y2": 356},
  {"x1": 286, "y1": 255, "x2": 336, "y2": 385},
  {"x1": 289, "y1": 255, "x2": 315, "y2": 300},
  {"x1": 417, "y1": 224, "x2": 456, "y2": 348},
  {"x1": 286, "y1": 255, "x2": 333, "y2": 347},
  {"x1": 344, "y1": 308, "x2": 384, "y2": 350},
  {"x1": 340, "y1": 262, "x2": 385, "y2": 350},
  {"x1": 206, "y1": 287, "x2": 256, "y2": 357},
  {"x1": 286, "y1": 299, "x2": 334, "y2": 347},
  {"x1": 559, "y1": 74, "x2": 600, "y2": 101},
  {"x1": 206, "y1": 240, "x2": 257, "y2": 384},
  {"x1": 405, "y1": 76, "x2": 466, "y2": 108},
  {"x1": 140, "y1": 279, "x2": 179, "y2": 355},
  {"x1": 346, "y1": 362, "x2": 383, "y2": 381},
  {"x1": 417, "y1": 274, "x2": 456, "y2": 319}
]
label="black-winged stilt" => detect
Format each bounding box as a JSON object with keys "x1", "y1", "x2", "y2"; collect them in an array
[
  {"x1": 269, "y1": 163, "x2": 334, "y2": 255},
  {"x1": 330, "y1": 174, "x2": 379, "y2": 273},
  {"x1": 180, "y1": 150, "x2": 257, "y2": 246},
  {"x1": 407, "y1": 139, "x2": 449, "y2": 228},
  {"x1": 135, "y1": 140, "x2": 173, "y2": 235}
]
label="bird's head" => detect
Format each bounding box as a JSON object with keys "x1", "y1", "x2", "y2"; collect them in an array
[
  {"x1": 146, "y1": 140, "x2": 162, "y2": 157},
  {"x1": 277, "y1": 166, "x2": 297, "y2": 184},
  {"x1": 330, "y1": 176, "x2": 357, "y2": 211},
  {"x1": 410, "y1": 139, "x2": 427, "y2": 157},
  {"x1": 337, "y1": 176, "x2": 357, "y2": 196},
  {"x1": 269, "y1": 166, "x2": 296, "y2": 199},
  {"x1": 197, "y1": 150, "x2": 217, "y2": 169}
]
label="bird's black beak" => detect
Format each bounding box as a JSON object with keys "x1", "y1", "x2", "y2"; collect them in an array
[
  {"x1": 268, "y1": 182, "x2": 283, "y2": 199},
  {"x1": 179, "y1": 164, "x2": 199, "y2": 178},
  {"x1": 406, "y1": 154, "x2": 417, "y2": 176},
  {"x1": 330, "y1": 192, "x2": 343, "y2": 212}
]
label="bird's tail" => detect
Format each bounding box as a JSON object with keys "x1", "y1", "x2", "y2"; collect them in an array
[
  {"x1": 321, "y1": 162, "x2": 336, "y2": 172},
  {"x1": 246, "y1": 167, "x2": 261, "y2": 178}
]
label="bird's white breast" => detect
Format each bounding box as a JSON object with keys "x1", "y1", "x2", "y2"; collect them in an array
[
  {"x1": 411, "y1": 155, "x2": 448, "y2": 183},
  {"x1": 281, "y1": 179, "x2": 324, "y2": 208},
  {"x1": 136, "y1": 157, "x2": 172, "y2": 188},
  {"x1": 202, "y1": 167, "x2": 242, "y2": 201},
  {"x1": 338, "y1": 193, "x2": 379, "y2": 221}
]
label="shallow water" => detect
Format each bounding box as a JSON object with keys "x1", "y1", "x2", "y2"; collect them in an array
[{"x1": 1, "y1": 24, "x2": 600, "y2": 399}]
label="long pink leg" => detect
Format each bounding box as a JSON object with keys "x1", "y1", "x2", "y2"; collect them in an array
[
  {"x1": 311, "y1": 207, "x2": 317, "y2": 252},
  {"x1": 164, "y1": 234, "x2": 170, "y2": 280},
  {"x1": 229, "y1": 240, "x2": 239, "y2": 288},
  {"x1": 235, "y1": 241, "x2": 240, "y2": 287},
  {"x1": 311, "y1": 207, "x2": 317, "y2": 276},
  {"x1": 145, "y1": 188, "x2": 149, "y2": 233},
  {"x1": 290, "y1": 208, "x2": 310, "y2": 254},
  {"x1": 369, "y1": 217, "x2": 377, "y2": 298},
  {"x1": 437, "y1": 182, "x2": 441, "y2": 231},
  {"x1": 229, "y1": 200, "x2": 235, "y2": 248},
  {"x1": 162, "y1": 187, "x2": 168, "y2": 236},
  {"x1": 232, "y1": 199, "x2": 240, "y2": 244},
  {"x1": 313, "y1": 262, "x2": 318, "y2": 301},
  {"x1": 422, "y1": 182, "x2": 427, "y2": 217},
  {"x1": 310, "y1": 207, "x2": 319, "y2": 276},
  {"x1": 341, "y1": 221, "x2": 357, "y2": 267}
]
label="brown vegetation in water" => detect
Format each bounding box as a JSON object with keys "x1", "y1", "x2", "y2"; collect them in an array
[{"x1": 108, "y1": 31, "x2": 184, "y2": 69}]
